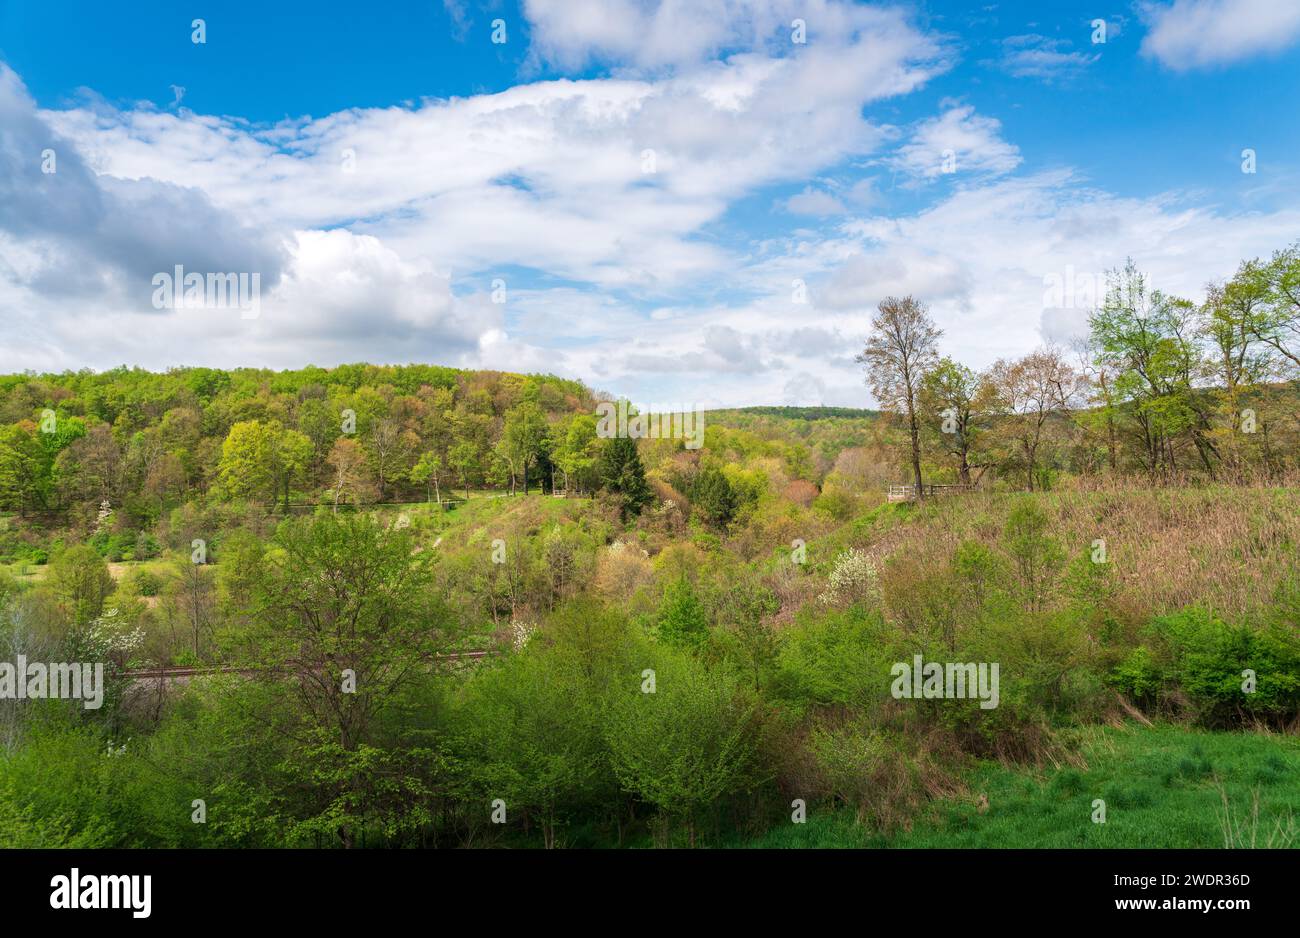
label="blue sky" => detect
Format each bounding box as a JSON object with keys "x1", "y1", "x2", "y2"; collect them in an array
[{"x1": 1, "y1": 0, "x2": 1299, "y2": 406}]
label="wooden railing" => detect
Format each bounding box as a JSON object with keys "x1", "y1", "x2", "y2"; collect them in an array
[{"x1": 887, "y1": 483, "x2": 976, "y2": 502}]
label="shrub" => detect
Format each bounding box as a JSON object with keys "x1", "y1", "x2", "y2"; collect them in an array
[
  {"x1": 812, "y1": 489, "x2": 855, "y2": 522},
  {"x1": 807, "y1": 724, "x2": 950, "y2": 831},
  {"x1": 656, "y1": 578, "x2": 710, "y2": 649},
  {"x1": 1143, "y1": 608, "x2": 1300, "y2": 726},
  {"x1": 603, "y1": 652, "x2": 762, "y2": 845},
  {"x1": 818, "y1": 548, "x2": 879, "y2": 607},
  {"x1": 131, "y1": 568, "x2": 163, "y2": 597}
]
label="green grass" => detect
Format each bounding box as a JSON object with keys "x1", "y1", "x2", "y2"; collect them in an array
[{"x1": 736, "y1": 725, "x2": 1300, "y2": 848}]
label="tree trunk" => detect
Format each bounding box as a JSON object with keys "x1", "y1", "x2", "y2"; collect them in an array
[{"x1": 906, "y1": 393, "x2": 923, "y2": 500}]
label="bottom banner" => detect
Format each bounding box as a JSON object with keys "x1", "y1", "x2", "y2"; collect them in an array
[{"x1": 0, "y1": 848, "x2": 1288, "y2": 925}]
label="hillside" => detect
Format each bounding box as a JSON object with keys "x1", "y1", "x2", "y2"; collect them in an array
[{"x1": 1, "y1": 368, "x2": 1297, "y2": 847}]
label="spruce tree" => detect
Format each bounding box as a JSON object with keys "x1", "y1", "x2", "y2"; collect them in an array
[{"x1": 597, "y1": 436, "x2": 651, "y2": 520}]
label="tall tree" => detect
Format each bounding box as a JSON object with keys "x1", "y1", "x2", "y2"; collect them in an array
[
  {"x1": 553, "y1": 414, "x2": 599, "y2": 495},
  {"x1": 1247, "y1": 243, "x2": 1300, "y2": 370},
  {"x1": 0, "y1": 423, "x2": 51, "y2": 515},
  {"x1": 242, "y1": 513, "x2": 457, "y2": 847},
  {"x1": 450, "y1": 441, "x2": 480, "y2": 500},
  {"x1": 366, "y1": 417, "x2": 418, "y2": 502},
  {"x1": 501, "y1": 402, "x2": 550, "y2": 495},
  {"x1": 1089, "y1": 260, "x2": 1217, "y2": 478},
  {"x1": 597, "y1": 436, "x2": 651, "y2": 521},
  {"x1": 918, "y1": 357, "x2": 992, "y2": 485},
  {"x1": 856, "y1": 296, "x2": 941, "y2": 498},
  {"x1": 988, "y1": 347, "x2": 1080, "y2": 491},
  {"x1": 1201, "y1": 272, "x2": 1273, "y2": 473},
  {"x1": 50, "y1": 544, "x2": 115, "y2": 628},
  {"x1": 217, "y1": 420, "x2": 279, "y2": 504},
  {"x1": 409, "y1": 452, "x2": 444, "y2": 505},
  {"x1": 275, "y1": 428, "x2": 314, "y2": 513},
  {"x1": 325, "y1": 437, "x2": 374, "y2": 514}
]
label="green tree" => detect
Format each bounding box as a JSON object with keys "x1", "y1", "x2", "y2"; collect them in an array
[
  {"x1": 450, "y1": 441, "x2": 479, "y2": 500},
  {"x1": 275, "y1": 428, "x2": 313, "y2": 513},
  {"x1": 409, "y1": 452, "x2": 444, "y2": 505},
  {"x1": 656, "y1": 578, "x2": 709, "y2": 649},
  {"x1": 918, "y1": 357, "x2": 992, "y2": 485},
  {"x1": 691, "y1": 467, "x2": 736, "y2": 529},
  {"x1": 1247, "y1": 243, "x2": 1300, "y2": 371},
  {"x1": 240, "y1": 514, "x2": 458, "y2": 845},
  {"x1": 50, "y1": 545, "x2": 115, "y2": 627},
  {"x1": 456, "y1": 649, "x2": 611, "y2": 848},
  {"x1": 501, "y1": 402, "x2": 550, "y2": 494},
  {"x1": 597, "y1": 436, "x2": 651, "y2": 521},
  {"x1": 0, "y1": 423, "x2": 50, "y2": 515},
  {"x1": 553, "y1": 414, "x2": 599, "y2": 494},
  {"x1": 1089, "y1": 260, "x2": 1217, "y2": 478},
  {"x1": 216, "y1": 420, "x2": 279, "y2": 504}
]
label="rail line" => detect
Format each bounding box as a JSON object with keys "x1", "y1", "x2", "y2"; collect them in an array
[{"x1": 124, "y1": 650, "x2": 492, "y2": 682}]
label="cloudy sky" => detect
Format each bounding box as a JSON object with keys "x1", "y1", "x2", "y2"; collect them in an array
[{"x1": 1, "y1": 0, "x2": 1298, "y2": 407}]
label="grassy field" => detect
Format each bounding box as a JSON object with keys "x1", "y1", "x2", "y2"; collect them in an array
[{"x1": 736, "y1": 724, "x2": 1300, "y2": 849}]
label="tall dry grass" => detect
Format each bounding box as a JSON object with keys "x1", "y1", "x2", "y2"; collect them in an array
[{"x1": 864, "y1": 482, "x2": 1300, "y2": 624}]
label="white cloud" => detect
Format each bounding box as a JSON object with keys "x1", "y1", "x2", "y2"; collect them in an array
[
  {"x1": 783, "y1": 187, "x2": 847, "y2": 215},
  {"x1": 520, "y1": 0, "x2": 940, "y2": 73},
  {"x1": 3, "y1": 3, "x2": 1298, "y2": 411},
  {"x1": 1140, "y1": 0, "x2": 1300, "y2": 70},
  {"x1": 888, "y1": 106, "x2": 1022, "y2": 181},
  {"x1": 997, "y1": 35, "x2": 1101, "y2": 80},
  {"x1": 44, "y1": 18, "x2": 942, "y2": 291}
]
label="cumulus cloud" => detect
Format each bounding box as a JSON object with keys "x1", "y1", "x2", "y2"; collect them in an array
[
  {"x1": 1140, "y1": 0, "x2": 1300, "y2": 70},
  {"x1": 0, "y1": 65, "x2": 503, "y2": 373},
  {"x1": 820, "y1": 248, "x2": 972, "y2": 310},
  {"x1": 520, "y1": 0, "x2": 942, "y2": 73},
  {"x1": 888, "y1": 106, "x2": 1022, "y2": 181},
  {"x1": 3, "y1": 2, "x2": 1298, "y2": 411},
  {"x1": 0, "y1": 0, "x2": 948, "y2": 380},
  {"x1": 44, "y1": 16, "x2": 942, "y2": 291},
  {"x1": 0, "y1": 66, "x2": 286, "y2": 311}
]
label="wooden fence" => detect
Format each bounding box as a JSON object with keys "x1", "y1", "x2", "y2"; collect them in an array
[{"x1": 887, "y1": 483, "x2": 976, "y2": 502}]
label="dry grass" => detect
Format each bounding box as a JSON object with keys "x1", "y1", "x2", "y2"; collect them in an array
[
  {"x1": 1215, "y1": 782, "x2": 1298, "y2": 848},
  {"x1": 868, "y1": 484, "x2": 1300, "y2": 624}
]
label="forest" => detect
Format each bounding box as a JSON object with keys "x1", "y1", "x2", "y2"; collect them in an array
[{"x1": 0, "y1": 251, "x2": 1297, "y2": 848}]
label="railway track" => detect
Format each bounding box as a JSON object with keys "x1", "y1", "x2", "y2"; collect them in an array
[{"x1": 124, "y1": 650, "x2": 492, "y2": 683}]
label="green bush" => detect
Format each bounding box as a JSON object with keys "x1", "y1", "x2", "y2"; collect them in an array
[
  {"x1": 1144, "y1": 607, "x2": 1300, "y2": 726},
  {"x1": 603, "y1": 649, "x2": 763, "y2": 845},
  {"x1": 656, "y1": 578, "x2": 710, "y2": 649},
  {"x1": 812, "y1": 489, "x2": 855, "y2": 522},
  {"x1": 132, "y1": 568, "x2": 163, "y2": 597}
]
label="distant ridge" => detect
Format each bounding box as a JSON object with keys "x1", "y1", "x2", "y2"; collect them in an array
[{"x1": 705, "y1": 405, "x2": 879, "y2": 420}]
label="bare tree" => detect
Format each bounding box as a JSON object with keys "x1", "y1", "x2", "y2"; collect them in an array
[
  {"x1": 856, "y1": 296, "x2": 942, "y2": 498},
  {"x1": 989, "y1": 347, "x2": 1081, "y2": 491},
  {"x1": 326, "y1": 438, "x2": 374, "y2": 514}
]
